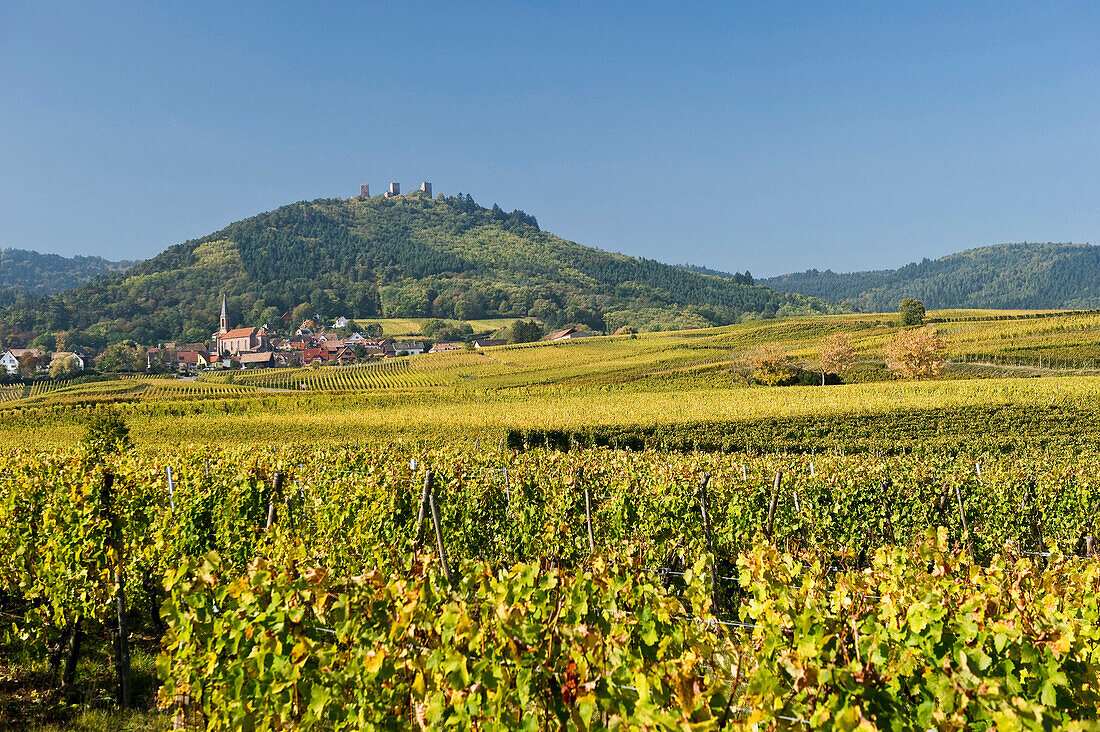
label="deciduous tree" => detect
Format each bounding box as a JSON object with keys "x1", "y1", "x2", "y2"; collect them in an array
[
  {"x1": 17, "y1": 352, "x2": 42, "y2": 379},
  {"x1": 49, "y1": 353, "x2": 82, "y2": 379},
  {"x1": 885, "y1": 326, "x2": 947, "y2": 379},
  {"x1": 745, "y1": 343, "x2": 797, "y2": 385},
  {"x1": 818, "y1": 333, "x2": 857, "y2": 385},
  {"x1": 511, "y1": 319, "x2": 542, "y2": 343},
  {"x1": 899, "y1": 298, "x2": 926, "y2": 326}
]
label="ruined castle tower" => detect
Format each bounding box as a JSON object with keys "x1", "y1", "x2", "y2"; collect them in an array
[
  {"x1": 419, "y1": 181, "x2": 432, "y2": 197},
  {"x1": 359, "y1": 184, "x2": 370, "y2": 199},
  {"x1": 385, "y1": 182, "x2": 400, "y2": 198}
]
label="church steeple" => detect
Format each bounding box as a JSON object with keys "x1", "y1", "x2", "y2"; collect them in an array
[{"x1": 220, "y1": 295, "x2": 229, "y2": 334}]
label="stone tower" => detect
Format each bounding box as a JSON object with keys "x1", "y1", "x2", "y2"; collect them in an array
[
  {"x1": 220, "y1": 294, "x2": 229, "y2": 334},
  {"x1": 419, "y1": 181, "x2": 432, "y2": 197},
  {"x1": 385, "y1": 182, "x2": 400, "y2": 198},
  {"x1": 359, "y1": 184, "x2": 369, "y2": 199}
]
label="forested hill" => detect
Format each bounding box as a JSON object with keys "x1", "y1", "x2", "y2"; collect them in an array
[
  {"x1": 0, "y1": 249, "x2": 135, "y2": 299},
  {"x1": 761, "y1": 243, "x2": 1100, "y2": 311},
  {"x1": 1, "y1": 193, "x2": 827, "y2": 348}
]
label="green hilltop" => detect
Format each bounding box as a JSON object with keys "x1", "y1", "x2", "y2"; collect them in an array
[
  {"x1": 762, "y1": 242, "x2": 1100, "y2": 311},
  {"x1": 2, "y1": 192, "x2": 827, "y2": 349},
  {"x1": 0, "y1": 248, "x2": 135, "y2": 301}
]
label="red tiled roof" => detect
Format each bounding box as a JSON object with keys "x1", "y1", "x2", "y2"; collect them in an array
[{"x1": 220, "y1": 327, "x2": 257, "y2": 339}]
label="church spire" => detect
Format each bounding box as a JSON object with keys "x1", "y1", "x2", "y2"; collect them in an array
[{"x1": 220, "y1": 294, "x2": 229, "y2": 334}]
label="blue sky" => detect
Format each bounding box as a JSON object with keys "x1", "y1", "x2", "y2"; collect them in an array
[{"x1": 2, "y1": 2, "x2": 1098, "y2": 276}]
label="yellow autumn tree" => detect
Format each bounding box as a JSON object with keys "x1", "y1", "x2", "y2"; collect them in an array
[
  {"x1": 885, "y1": 326, "x2": 947, "y2": 379},
  {"x1": 745, "y1": 343, "x2": 797, "y2": 385},
  {"x1": 817, "y1": 333, "x2": 858, "y2": 385}
]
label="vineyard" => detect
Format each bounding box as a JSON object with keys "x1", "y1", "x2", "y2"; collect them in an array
[
  {"x1": 2, "y1": 308, "x2": 1100, "y2": 727},
  {"x1": 0, "y1": 310, "x2": 1094, "y2": 417},
  {"x1": 189, "y1": 308, "x2": 1100, "y2": 394},
  {"x1": 3, "y1": 442, "x2": 1100, "y2": 728}
]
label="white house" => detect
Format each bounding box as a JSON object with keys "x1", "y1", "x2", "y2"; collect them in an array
[
  {"x1": 0, "y1": 348, "x2": 45, "y2": 375},
  {"x1": 344, "y1": 332, "x2": 366, "y2": 343},
  {"x1": 0, "y1": 351, "x2": 19, "y2": 375},
  {"x1": 332, "y1": 316, "x2": 349, "y2": 329}
]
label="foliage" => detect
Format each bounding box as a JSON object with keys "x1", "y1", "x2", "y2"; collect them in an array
[
  {"x1": 816, "y1": 332, "x2": 857, "y2": 385},
  {"x1": 744, "y1": 343, "x2": 797, "y2": 385},
  {"x1": 421, "y1": 319, "x2": 473, "y2": 342},
  {"x1": 159, "y1": 550, "x2": 725, "y2": 730},
  {"x1": 360, "y1": 321, "x2": 384, "y2": 339},
  {"x1": 3, "y1": 444, "x2": 1100, "y2": 727},
  {"x1": 49, "y1": 353, "x2": 82, "y2": 379},
  {"x1": 80, "y1": 408, "x2": 132, "y2": 460},
  {"x1": 0, "y1": 248, "x2": 134, "y2": 301},
  {"x1": 740, "y1": 532, "x2": 1100, "y2": 728},
  {"x1": 17, "y1": 351, "x2": 42, "y2": 378},
  {"x1": 764, "y1": 242, "x2": 1100, "y2": 311},
  {"x1": 510, "y1": 319, "x2": 542, "y2": 343},
  {"x1": 97, "y1": 341, "x2": 146, "y2": 373},
  {"x1": 898, "y1": 297, "x2": 926, "y2": 326},
  {"x1": 885, "y1": 326, "x2": 947, "y2": 379}
]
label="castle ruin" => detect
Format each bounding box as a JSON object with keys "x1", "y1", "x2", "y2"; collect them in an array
[{"x1": 357, "y1": 181, "x2": 434, "y2": 199}]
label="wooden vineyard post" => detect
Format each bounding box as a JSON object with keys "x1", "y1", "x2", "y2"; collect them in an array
[
  {"x1": 1022, "y1": 479, "x2": 1047, "y2": 566},
  {"x1": 101, "y1": 471, "x2": 131, "y2": 708},
  {"x1": 696, "y1": 472, "x2": 718, "y2": 611},
  {"x1": 265, "y1": 472, "x2": 284, "y2": 530},
  {"x1": 765, "y1": 472, "x2": 782, "y2": 539},
  {"x1": 428, "y1": 484, "x2": 453, "y2": 586},
  {"x1": 61, "y1": 617, "x2": 82, "y2": 690},
  {"x1": 412, "y1": 470, "x2": 433, "y2": 556}
]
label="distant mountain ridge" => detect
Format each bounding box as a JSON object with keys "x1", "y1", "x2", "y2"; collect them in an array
[
  {"x1": 0, "y1": 248, "x2": 135, "y2": 298},
  {"x1": 1, "y1": 193, "x2": 828, "y2": 348},
  {"x1": 758, "y1": 243, "x2": 1100, "y2": 311}
]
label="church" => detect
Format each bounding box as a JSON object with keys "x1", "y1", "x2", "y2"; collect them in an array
[{"x1": 212, "y1": 296, "x2": 272, "y2": 356}]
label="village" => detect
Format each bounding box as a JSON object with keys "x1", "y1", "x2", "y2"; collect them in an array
[{"x1": 0, "y1": 295, "x2": 595, "y2": 379}]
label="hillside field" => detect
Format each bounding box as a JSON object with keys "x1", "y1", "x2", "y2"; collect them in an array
[{"x1": 0, "y1": 308, "x2": 1099, "y2": 448}]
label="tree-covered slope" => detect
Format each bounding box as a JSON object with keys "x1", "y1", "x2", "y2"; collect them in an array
[
  {"x1": 2, "y1": 193, "x2": 826, "y2": 348},
  {"x1": 0, "y1": 248, "x2": 135, "y2": 299},
  {"x1": 761, "y1": 243, "x2": 1100, "y2": 311}
]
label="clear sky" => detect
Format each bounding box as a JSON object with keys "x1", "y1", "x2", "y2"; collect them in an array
[{"x1": 2, "y1": 2, "x2": 1099, "y2": 276}]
